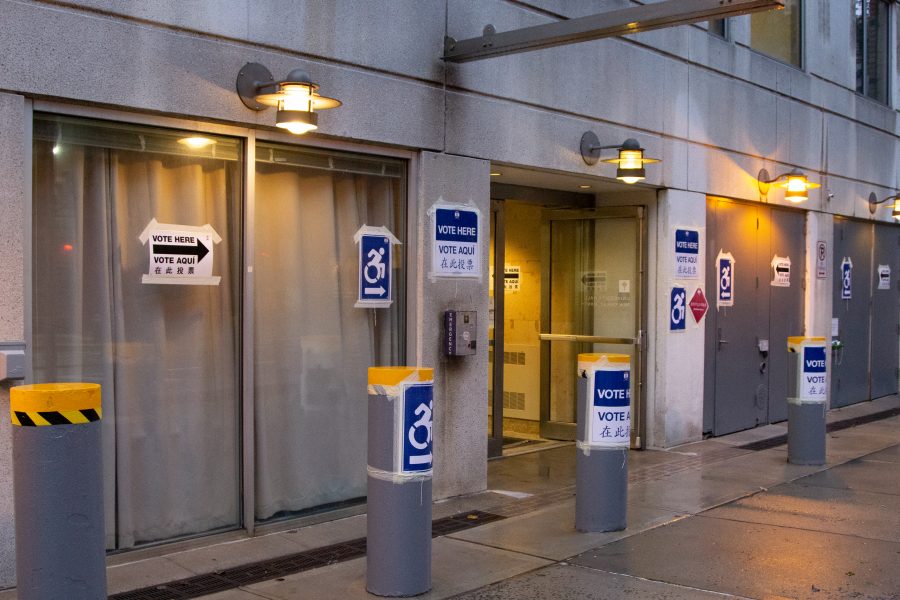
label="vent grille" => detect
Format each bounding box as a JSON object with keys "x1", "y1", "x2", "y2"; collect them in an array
[
  {"x1": 503, "y1": 391, "x2": 526, "y2": 410},
  {"x1": 110, "y1": 510, "x2": 504, "y2": 600},
  {"x1": 503, "y1": 351, "x2": 526, "y2": 365}
]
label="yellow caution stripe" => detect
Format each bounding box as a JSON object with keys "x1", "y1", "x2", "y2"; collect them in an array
[
  {"x1": 11, "y1": 407, "x2": 102, "y2": 427},
  {"x1": 11, "y1": 383, "x2": 102, "y2": 426}
]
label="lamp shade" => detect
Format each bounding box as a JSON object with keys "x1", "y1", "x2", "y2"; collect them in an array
[
  {"x1": 237, "y1": 64, "x2": 341, "y2": 136},
  {"x1": 778, "y1": 169, "x2": 819, "y2": 203},
  {"x1": 602, "y1": 138, "x2": 659, "y2": 185},
  {"x1": 892, "y1": 197, "x2": 900, "y2": 220}
]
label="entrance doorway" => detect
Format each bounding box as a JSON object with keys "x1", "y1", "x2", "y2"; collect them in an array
[
  {"x1": 703, "y1": 197, "x2": 806, "y2": 436},
  {"x1": 831, "y1": 218, "x2": 900, "y2": 407},
  {"x1": 488, "y1": 190, "x2": 645, "y2": 458}
]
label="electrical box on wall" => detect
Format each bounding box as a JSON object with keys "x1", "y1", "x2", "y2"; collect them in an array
[
  {"x1": 0, "y1": 341, "x2": 26, "y2": 381},
  {"x1": 444, "y1": 311, "x2": 477, "y2": 356}
]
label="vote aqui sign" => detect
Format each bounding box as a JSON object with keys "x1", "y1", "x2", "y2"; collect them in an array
[
  {"x1": 583, "y1": 357, "x2": 631, "y2": 448},
  {"x1": 432, "y1": 203, "x2": 481, "y2": 278},
  {"x1": 800, "y1": 345, "x2": 827, "y2": 402},
  {"x1": 139, "y1": 219, "x2": 221, "y2": 285},
  {"x1": 674, "y1": 228, "x2": 700, "y2": 279},
  {"x1": 401, "y1": 382, "x2": 434, "y2": 474},
  {"x1": 354, "y1": 225, "x2": 400, "y2": 309}
]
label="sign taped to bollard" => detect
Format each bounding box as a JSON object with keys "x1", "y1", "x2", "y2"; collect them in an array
[
  {"x1": 367, "y1": 367, "x2": 434, "y2": 483},
  {"x1": 400, "y1": 383, "x2": 433, "y2": 474},
  {"x1": 788, "y1": 337, "x2": 827, "y2": 404},
  {"x1": 578, "y1": 354, "x2": 630, "y2": 449}
]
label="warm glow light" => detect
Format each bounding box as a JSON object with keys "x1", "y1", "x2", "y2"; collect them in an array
[
  {"x1": 892, "y1": 198, "x2": 900, "y2": 220},
  {"x1": 62, "y1": 244, "x2": 74, "y2": 252},
  {"x1": 777, "y1": 171, "x2": 819, "y2": 203},
  {"x1": 579, "y1": 184, "x2": 592, "y2": 189},
  {"x1": 490, "y1": 172, "x2": 502, "y2": 177},
  {"x1": 618, "y1": 149, "x2": 644, "y2": 171},
  {"x1": 277, "y1": 121, "x2": 318, "y2": 135},
  {"x1": 177, "y1": 136, "x2": 216, "y2": 149},
  {"x1": 279, "y1": 83, "x2": 314, "y2": 111},
  {"x1": 52, "y1": 145, "x2": 61, "y2": 155},
  {"x1": 785, "y1": 175, "x2": 807, "y2": 193}
]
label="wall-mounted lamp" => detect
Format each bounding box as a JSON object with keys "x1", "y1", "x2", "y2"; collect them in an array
[
  {"x1": 237, "y1": 63, "x2": 341, "y2": 135},
  {"x1": 757, "y1": 168, "x2": 819, "y2": 203},
  {"x1": 868, "y1": 192, "x2": 900, "y2": 220},
  {"x1": 580, "y1": 132, "x2": 660, "y2": 184}
]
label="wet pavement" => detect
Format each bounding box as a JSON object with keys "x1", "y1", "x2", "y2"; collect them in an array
[{"x1": 0, "y1": 396, "x2": 897, "y2": 600}]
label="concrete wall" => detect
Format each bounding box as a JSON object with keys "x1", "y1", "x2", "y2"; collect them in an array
[
  {"x1": 0, "y1": 1, "x2": 894, "y2": 221},
  {"x1": 417, "y1": 152, "x2": 490, "y2": 499},
  {"x1": 649, "y1": 190, "x2": 707, "y2": 448},
  {"x1": 0, "y1": 92, "x2": 27, "y2": 587}
]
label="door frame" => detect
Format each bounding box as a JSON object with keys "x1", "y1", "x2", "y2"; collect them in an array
[{"x1": 537, "y1": 206, "x2": 646, "y2": 445}]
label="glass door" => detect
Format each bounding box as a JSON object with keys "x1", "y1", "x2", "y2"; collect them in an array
[{"x1": 539, "y1": 207, "x2": 644, "y2": 443}]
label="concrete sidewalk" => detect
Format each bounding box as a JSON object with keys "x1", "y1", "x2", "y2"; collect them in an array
[{"x1": 2, "y1": 396, "x2": 898, "y2": 600}]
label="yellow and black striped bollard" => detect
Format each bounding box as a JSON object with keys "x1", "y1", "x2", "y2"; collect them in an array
[{"x1": 11, "y1": 383, "x2": 106, "y2": 600}]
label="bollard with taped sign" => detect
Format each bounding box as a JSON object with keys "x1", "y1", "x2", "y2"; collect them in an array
[
  {"x1": 366, "y1": 367, "x2": 434, "y2": 597},
  {"x1": 11, "y1": 383, "x2": 106, "y2": 600},
  {"x1": 787, "y1": 337, "x2": 827, "y2": 465},
  {"x1": 576, "y1": 354, "x2": 630, "y2": 532}
]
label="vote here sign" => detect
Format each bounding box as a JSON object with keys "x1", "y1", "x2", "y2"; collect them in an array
[
  {"x1": 139, "y1": 219, "x2": 221, "y2": 285},
  {"x1": 800, "y1": 346, "x2": 827, "y2": 402},
  {"x1": 589, "y1": 368, "x2": 631, "y2": 447},
  {"x1": 433, "y1": 206, "x2": 481, "y2": 277}
]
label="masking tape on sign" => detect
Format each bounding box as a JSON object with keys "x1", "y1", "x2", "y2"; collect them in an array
[
  {"x1": 367, "y1": 464, "x2": 433, "y2": 484},
  {"x1": 367, "y1": 367, "x2": 434, "y2": 400}
]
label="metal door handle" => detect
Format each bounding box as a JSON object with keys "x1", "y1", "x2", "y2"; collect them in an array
[{"x1": 717, "y1": 328, "x2": 729, "y2": 348}]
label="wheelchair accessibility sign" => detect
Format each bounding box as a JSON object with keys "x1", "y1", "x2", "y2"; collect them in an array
[
  {"x1": 401, "y1": 382, "x2": 434, "y2": 473},
  {"x1": 354, "y1": 226, "x2": 400, "y2": 308}
]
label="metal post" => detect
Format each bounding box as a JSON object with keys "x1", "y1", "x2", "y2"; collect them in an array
[
  {"x1": 366, "y1": 367, "x2": 434, "y2": 597},
  {"x1": 787, "y1": 337, "x2": 827, "y2": 465},
  {"x1": 11, "y1": 383, "x2": 106, "y2": 600},
  {"x1": 575, "y1": 354, "x2": 629, "y2": 532}
]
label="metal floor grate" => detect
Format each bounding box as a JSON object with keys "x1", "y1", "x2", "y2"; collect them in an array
[{"x1": 109, "y1": 509, "x2": 504, "y2": 600}]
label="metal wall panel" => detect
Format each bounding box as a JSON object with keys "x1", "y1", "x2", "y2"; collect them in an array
[
  {"x1": 707, "y1": 199, "x2": 766, "y2": 435},
  {"x1": 766, "y1": 207, "x2": 806, "y2": 423},
  {"x1": 870, "y1": 223, "x2": 900, "y2": 398},
  {"x1": 705, "y1": 198, "x2": 806, "y2": 435},
  {"x1": 831, "y1": 219, "x2": 873, "y2": 407}
]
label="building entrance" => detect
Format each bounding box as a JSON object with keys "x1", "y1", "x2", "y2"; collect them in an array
[
  {"x1": 703, "y1": 197, "x2": 806, "y2": 436},
  {"x1": 831, "y1": 218, "x2": 900, "y2": 407},
  {"x1": 488, "y1": 192, "x2": 645, "y2": 458}
]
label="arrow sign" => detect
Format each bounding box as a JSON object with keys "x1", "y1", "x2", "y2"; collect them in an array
[
  {"x1": 152, "y1": 238, "x2": 210, "y2": 263},
  {"x1": 716, "y1": 250, "x2": 735, "y2": 308},
  {"x1": 139, "y1": 219, "x2": 221, "y2": 286},
  {"x1": 841, "y1": 257, "x2": 852, "y2": 299},
  {"x1": 771, "y1": 255, "x2": 791, "y2": 287},
  {"x1": 354, "y1": 225, "x2": 401, "y2": 308}
]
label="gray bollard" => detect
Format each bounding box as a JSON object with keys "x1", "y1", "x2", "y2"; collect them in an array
[
  {"x1": 366, "y1": 367, "x2": 434, "y2": 597},
  {"x1": 575, "y1": 354, "x2": 630, "y2": 533},
  {"x1": 787, "y1": 337, "x2": 827, "y2": 465},
  {"x1": 11, "y1": 383, "x2": 106, "y2": 600}
]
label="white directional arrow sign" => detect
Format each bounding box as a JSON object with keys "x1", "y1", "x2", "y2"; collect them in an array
[{"x1": 354, "y1": 225, "x2": 401, "y2": 309}]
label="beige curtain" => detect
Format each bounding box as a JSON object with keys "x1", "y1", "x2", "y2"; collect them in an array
[
  {"x1": 33, "y1": 141, "x2": 241, "y2": 548},
  {"x1": 253, "y1": 164, "x2": 399, "y2": 520}
]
